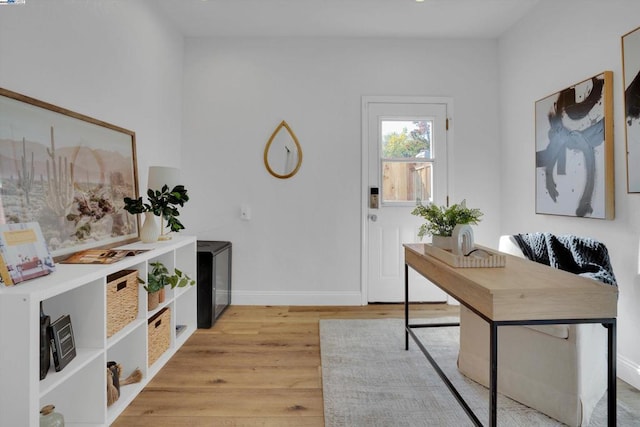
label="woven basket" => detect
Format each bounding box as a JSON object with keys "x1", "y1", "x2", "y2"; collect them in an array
[
  {"x1": 148, "y1": 307, "x2": 171, "y2": 366},
  {"x1": 106, "y1": 269, "x2": 139, "y2": 338}
]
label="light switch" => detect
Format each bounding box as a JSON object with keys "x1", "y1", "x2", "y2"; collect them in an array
[{"x1": 240, "y1": 205, "x2": 251, "y2": 220}]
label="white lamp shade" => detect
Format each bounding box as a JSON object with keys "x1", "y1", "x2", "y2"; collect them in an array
[{"x1": 147, "y1": 166, "x2": 180, "y2": 191}]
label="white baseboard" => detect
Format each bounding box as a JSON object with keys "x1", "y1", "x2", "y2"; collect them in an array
[
  {"x1": 231, "y1": 290, "x2": 363, "y2": 306},
  {"x1": 617, "y1": 353, "x2": 640, "y2": 390}
]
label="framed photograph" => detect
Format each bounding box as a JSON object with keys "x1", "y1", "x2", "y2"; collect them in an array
[
  {"x1": 49, "y1": 314, "x2": 76, "y2": 372},
  {"x1": 622, "y1": 26, "x2": 640, "y2": 193},
  {"x1": 0, "y1": 87, "x2": 140, "y2": 260},
  {"x1": 0, "y1": 222, "x2": 55, "y2": 286},
  {"x1": 534, "y1": 71, "x2": 614, "y2": 219}
]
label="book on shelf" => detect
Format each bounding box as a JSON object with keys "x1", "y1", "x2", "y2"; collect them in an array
[
  {"x1": 40, "y1": 304, "x2": 51, "y2": 380},
  {"x1": 49, "y1": 314, "x2": 76, "y2": 372},
  {"x1": 0, "y1": 222, "x2": 56, "y2": 286},
  {"x1": 60, "y1": 248, "x2": 148, "y2": 264}
]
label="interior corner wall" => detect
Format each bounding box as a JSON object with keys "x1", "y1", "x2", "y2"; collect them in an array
[
  {"x1": 498, "y1": 0, "x2": 640, "y2": 389},
  {"x1": 0, "y1": 0, "x2": 184, "y2": 191},
  {"x1": 181, "y1": 37, "x2": 501, "y2": 305}
]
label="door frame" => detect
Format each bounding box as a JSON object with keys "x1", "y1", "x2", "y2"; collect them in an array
[{"x1": 360, "y1": 95, "x2": 454, "y2": 305}]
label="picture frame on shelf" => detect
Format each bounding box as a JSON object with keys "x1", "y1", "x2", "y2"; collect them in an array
[
  {"x1": 0, "y1": 87, "x2": 140, "y2": 260},
  {"x1": 49, "y1": 314, "x2": 76, "y2": 372},
  {"x1": 534, "y1": 71, "x2": 614, "y2": 219},
  {"x1": 622, "y1": 26, "x2": 640, "y2": 193},
  {"x1": 0, "y1": 222, "x2": 55, "y2": 286}
]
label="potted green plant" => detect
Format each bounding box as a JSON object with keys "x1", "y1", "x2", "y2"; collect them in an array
[
  {"x1": 411, "y1": 199, "x2": 483, "y2": 249},
  {"x1": 145, "y1": 261, "x2": 195, "y2": 310},
  {"x1": 123, "y1": 185, "x2": 189, "y2": 243}
]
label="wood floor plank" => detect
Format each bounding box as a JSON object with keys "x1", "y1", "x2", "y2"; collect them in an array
[
  {"x1": 183, "y1": 331, "x2": 319, "y2": 348},
  {"x1": 113, "y1": 303, "x2": 458, "y2": 426},
  {"x1": 148, "y1": 365, "x2": 321, "y2": 389},
  {"x1": 170, "y1": 348, "x2": 320, "y2": 368},
  {"x1": 117, "y1": 388, "x2": 323, "y2": 417},
  {"x1": 114, "y1": 416, "x2": 324, "y2": 427}
]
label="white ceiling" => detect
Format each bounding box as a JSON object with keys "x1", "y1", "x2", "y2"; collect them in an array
[{"x1": 154, "y1": 0, "x2": 540, "y2": 39}]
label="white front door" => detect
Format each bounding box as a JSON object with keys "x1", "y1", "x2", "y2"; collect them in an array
[{"x1": 363, "y1": 97, "x2": 450, "y2": 303}]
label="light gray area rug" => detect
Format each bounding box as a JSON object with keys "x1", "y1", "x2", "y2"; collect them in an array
[{"x1": 320, "y1": 318, "x2": 639, "y2": 427}]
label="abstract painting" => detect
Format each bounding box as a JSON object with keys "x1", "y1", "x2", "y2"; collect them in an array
[
  {"x1": 0, "y1": 88, "x2": 140, "y2": 259},
  {"x1": 622, "y1": 26, "x2": 640, "y2": 193},
  {"x1": 534, "y1": 72, "x2": 614, "y2": 219}
]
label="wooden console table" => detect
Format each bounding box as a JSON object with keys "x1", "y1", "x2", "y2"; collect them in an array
[{"x1": 403, "y1": 243, "x2": 618, "y2": 427}]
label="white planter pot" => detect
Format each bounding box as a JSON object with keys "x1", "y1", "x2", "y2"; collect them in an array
[
  {"x1": 140, "y1": 212, "x2": 160, "y2": 243},
  {"x1": 431, "y1": 235, "x2": 454, "y2": 251}
]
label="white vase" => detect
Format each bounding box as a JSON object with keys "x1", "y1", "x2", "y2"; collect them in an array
[
  {"x1": 140, "y1": 212, "x2": 160, "y2": 243},
  {"x1": 431, "y1": 235, "x2": 454, "y2": 251}
]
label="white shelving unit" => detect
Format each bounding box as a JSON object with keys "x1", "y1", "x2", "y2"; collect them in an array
[{"x1": 0, "y1": 235, "x2": 197, "y2": 426}]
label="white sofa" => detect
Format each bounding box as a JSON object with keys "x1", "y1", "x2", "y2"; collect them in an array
[{"x1": 457, "y1": 235, "x2": 608, "y2": 426}]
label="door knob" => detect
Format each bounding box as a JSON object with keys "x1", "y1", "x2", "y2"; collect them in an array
[{"x1": 368, "y1": 214, "x2": 378, "y2": 222}]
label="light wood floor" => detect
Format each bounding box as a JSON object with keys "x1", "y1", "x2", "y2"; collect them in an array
[{"x1": 113, "y1": 303, "x2": 459, "y2": 426}]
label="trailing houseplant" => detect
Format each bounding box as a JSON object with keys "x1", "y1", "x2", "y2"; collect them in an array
[
  {"x1": 411, "y1": 199, "x2": 483, "y2": 240},
  {"x1": 145, "y1": 261, "x2": 195, "y2": 310},
  {"x1": 123, "y1": 185, "x2": 189, "y2": 240},
  {"x1": 146, "y1": 261, "x2": 195, "y2": 291}
]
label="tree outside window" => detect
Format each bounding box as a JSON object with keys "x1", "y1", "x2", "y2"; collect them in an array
[
  {"x1": 382, "y1": 121, "x2": 431, "y2": 159},
  {"x1": 381, "y1": 120, "x2": 433, "y2": 204}
]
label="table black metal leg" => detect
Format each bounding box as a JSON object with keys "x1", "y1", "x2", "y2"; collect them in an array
[
  {"x1": 607, "y1": 320, "x2": 616, "y2": 427},
  {"x1": 406, "y1": 326, "x2": 483, "y2": 426},
  {"x1": 489, "y1": 322, "x2": 498, "y2": 427},
  {"x1": 405, "y1": 263, "x2": 409, "y2": 350}
]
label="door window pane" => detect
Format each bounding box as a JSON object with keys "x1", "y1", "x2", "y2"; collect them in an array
[
  {"x1": 381, "y1": 120, "x2": 432, "y2": 159},
  {"x1": 381, "y1": 119, "x2": 433, "y2": 204},
  {"x1": 382, "y1": 161, "x2": 432, "y2": 204}
]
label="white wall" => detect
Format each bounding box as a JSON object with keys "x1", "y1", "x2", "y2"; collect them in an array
[
  {"x1": 182, "y1": 37, "x2": 502, "y2": 305},
  {"x1": 3, "y1": 0, "x2": 638, "y2": 393},
  {"x1": 499, "y1": 0, "x2": 640, "y2": 389},
  {"x1": 0, "y1": 0, "x2": 184, "y2": 190}
]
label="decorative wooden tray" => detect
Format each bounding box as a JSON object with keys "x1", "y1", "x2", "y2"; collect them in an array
[{"x1": 423, "y1": 244, "x2": 506, "y2": 268}]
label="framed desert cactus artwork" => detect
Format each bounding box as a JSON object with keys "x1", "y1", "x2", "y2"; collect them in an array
[
  {"x1": 534, "y1": 71, "x2": 614, "y2": 219},
  {"x1": 0, "y1": 87, "x2": 140, "y2": 259}
]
